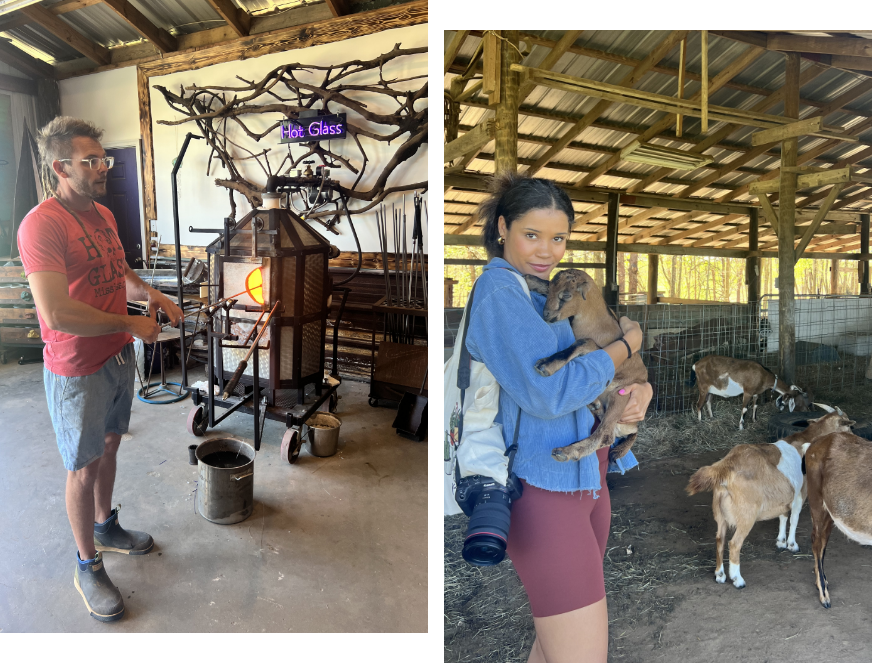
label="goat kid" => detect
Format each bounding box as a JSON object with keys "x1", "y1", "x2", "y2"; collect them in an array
[
  {"x1": 804, "y1": 428, "x2": 872, "y2": 608},
  {"x1": 525, "y1": 269, "x2": 648, "y2": 463},
  {"x1": 688, "y1": 355, "x2": 812, "y2": 430},
  {"x1": 686, "y1": 408, "x2": 854, "y2": 589}
]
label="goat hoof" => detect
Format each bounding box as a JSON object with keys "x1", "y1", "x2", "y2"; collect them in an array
[
  {"x1": 788, "y1": 542, "x2": 800, "y2": 553},
  {"x1": 715, "y1": 571, "x2": 726, "y2": 584},
  {"x1": 776, "y1": 539, "x2": 787, "y2": 550},
  {"x1": 534, "y1": 360, "x2": 554, "y2": 377},
  {"x1": 551, "y1": 449, "x2": 569, "y2": 462},
  {"x1": 732, "y1": 577, "x2": 746, "y2": 589},
  {"x1": 821, "y1": 599, "x2": 831, "y2": 609}
]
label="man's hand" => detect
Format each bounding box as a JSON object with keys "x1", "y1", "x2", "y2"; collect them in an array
[
  {"x1": 127, "y1": 307, "x2": 161, "y2": 344},
  {"x1": 147, "y1": 290, "x2": 182, "y2": 327},
  {"x1": 618, "y1": 382, "x2": 653, "y2": 424}
]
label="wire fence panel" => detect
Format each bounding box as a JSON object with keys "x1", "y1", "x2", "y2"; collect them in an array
[{"x1": 443, "y1": 291, "x2": 872, "y2": 416}]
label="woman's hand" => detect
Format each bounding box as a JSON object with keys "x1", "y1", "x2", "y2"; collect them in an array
[
  {"x1": 618, "y1": 382, "x2": 653, "y2": 423},
  {"x1": 619, "y1": 316, "x2": 643, "y2": 353}
]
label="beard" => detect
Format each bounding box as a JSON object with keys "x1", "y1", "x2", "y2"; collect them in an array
[{"x1": 68, "y1": 171, "x2": 107, "y2": 201}]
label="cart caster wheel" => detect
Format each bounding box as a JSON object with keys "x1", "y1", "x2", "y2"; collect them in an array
[
  {"x1": 368, "y1": 397, "x2": 378, "y2": 408},
  {"x1": 186, "y1": 405, "x2": 207, "y2": 436},
  {"x1": 281, "y1": 429, "x2": 301, "y2": 464}
]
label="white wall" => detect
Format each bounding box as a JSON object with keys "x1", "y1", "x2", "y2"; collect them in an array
[
  {"x1": 59, "y1": 66, "x2": 145, "y2": 240},
  {"x1": 59, "y1": 67, "x2": 140, "y2": 147},
  {"x1": 57, "y1": 24, "x2": 428, "y2": 255}
]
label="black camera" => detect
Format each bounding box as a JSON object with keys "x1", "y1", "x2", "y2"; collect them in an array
[{"x1": 455, "y1": 474, "x2": 523, "y2": 566}]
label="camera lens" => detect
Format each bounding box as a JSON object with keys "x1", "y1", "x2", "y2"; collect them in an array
[{"x1": 462, "y1": 489, "x2": 512, "y2": 567}]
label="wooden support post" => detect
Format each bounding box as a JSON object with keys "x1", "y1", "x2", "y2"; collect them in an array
[
  {"x1": 831, "y1": 258, "x2": 839, "y2": 294},
  {"x1": 676, "y1": 38, "x2": 686, "y2": 137},
  {"x1": 701, "y1": 30, "x2": 709, "y2": 133},
  {"x1": 747, "y1": 207, "x2": 760, "y2": 306},
  {"x1": 862, "y1": 213, "x2": 871, "y2": 295},
  {"x1": 647, "y1": 253, "x2": 658, "y2": 305},
  {"x1": 778, "y1": 52, "x2": 800, "y2": 384},
  {"x1": 604, "y1": 193, "x2": 620, "y2": 307},
  {"x1": 494, "y1": 30, "x2": 519, "y2": 174}
]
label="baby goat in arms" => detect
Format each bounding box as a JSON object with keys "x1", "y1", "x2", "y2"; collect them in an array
[
  {"x1": 686, "y1": 406, "x2": 854, "y2": 589},
  {"x1": 525, "y1": 269, "x2": 648, "y2": 463},
  {"x1": 805, "y1": 426, "x2": 872, "y2": 608},
  {"x1": 688, "y1": 355, "x2": 812, "y2": 430}
]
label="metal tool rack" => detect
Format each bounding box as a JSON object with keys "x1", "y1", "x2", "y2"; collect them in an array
[{"x1": 369, "y1": 298, "x2": 428, "y2": 407}]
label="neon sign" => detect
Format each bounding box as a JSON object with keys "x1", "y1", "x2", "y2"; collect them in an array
[{"x1": 280, "y1": 113, "x2": 347, "y2": 144}]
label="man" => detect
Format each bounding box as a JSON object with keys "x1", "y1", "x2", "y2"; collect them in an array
[{"x1": 18, "y1": 117, "x2": 182, "y2": 623}]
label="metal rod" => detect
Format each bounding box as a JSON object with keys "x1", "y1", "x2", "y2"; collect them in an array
[
  {"x1": 242, "y1": 309, "x2": 266, "y2": 346},
  {"x1": 221, "y1": 301, "x2": 280, "y2": 400},
  {"x1": 171, "y1": 131, "x2": 204, "y2": 392}
]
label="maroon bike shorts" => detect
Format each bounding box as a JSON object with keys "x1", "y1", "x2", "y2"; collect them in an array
[{"x1": 506, "y1": 446, "x2": 612, "y2": 618}]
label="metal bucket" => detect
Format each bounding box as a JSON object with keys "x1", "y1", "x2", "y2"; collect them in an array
[
  {"x1": 306, "y1": 413, "x2": 341, "y2": 457},
  {"x1": 196, "y1": 437, "x2": 255, "y2": 524}
]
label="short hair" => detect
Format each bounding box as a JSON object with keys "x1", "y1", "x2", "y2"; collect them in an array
[
  {"x1": 478, "y1": 171, "x2": 575, "y2": 259},
  {"x1": 37, "y1": 116, "x2": 103, "y2": 194}
]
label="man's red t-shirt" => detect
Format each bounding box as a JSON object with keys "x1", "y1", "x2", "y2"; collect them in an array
[{"x1": 18, "y1": 197, "x2": 132, "y2": 376}]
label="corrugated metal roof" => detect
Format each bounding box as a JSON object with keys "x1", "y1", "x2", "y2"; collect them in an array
[{"x1": 446, "y1": 30, "x2": 872, "y2": 246}]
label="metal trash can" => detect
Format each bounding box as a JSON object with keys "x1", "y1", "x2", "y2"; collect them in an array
[
  {"x1": 196, "y1": 437, "x2": 255, "y2": 524},
  {"x1": 306, "y1": 413, "x2": 341, "y2": 457}
]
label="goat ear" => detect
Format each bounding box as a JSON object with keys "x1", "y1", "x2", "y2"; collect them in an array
[
  {"x1": 789, "y1": 398, "x2": 796, "y2": 412},
  {"x1": 845, "y1": 418, "x2": 857, "y2": 427},
  {"x1": 775, "y1": 395, "x2": 784, "y2": 410},
  {"x1": 577, "y1": 280, "x2": 591, "y2": 301}
]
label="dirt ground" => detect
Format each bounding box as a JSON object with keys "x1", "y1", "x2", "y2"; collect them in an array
[{"x1": 445, "y1": 392, "x2": 872, "y2": 662}]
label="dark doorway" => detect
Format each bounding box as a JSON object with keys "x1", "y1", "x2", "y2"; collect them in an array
[{"x1": 99, "y1": 146, "x2": 143, "y2": 268}]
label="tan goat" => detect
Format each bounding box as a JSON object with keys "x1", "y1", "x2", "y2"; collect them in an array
[
  {"x1": 688, "y1": 355, "x2": 812, "y2": 430},
  {"x1": 686, "y1": 408, "x2": 855, "y2": 589},
  {"x1": 525, "y1": 269, "x2": 648, "y2": 463},
  {"x1": 805, "y1": 430, "x2": 872, "y2": 608}
]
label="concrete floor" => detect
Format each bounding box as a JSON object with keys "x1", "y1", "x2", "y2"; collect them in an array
[{"x1": 0, "y1": 358, "x2": 427, "y2": 632}]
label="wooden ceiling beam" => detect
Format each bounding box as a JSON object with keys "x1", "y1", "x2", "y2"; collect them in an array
[
  {"x1": 0, "y1": 37, "x2": 54, "y2": 77},
  {"x1": 767, "y1": 34, "x2": 872, "y2": 59},
  {"x1": 100, "y1": 0, "x2": 177, "y2": 54},
  {"x1": 19, "y1": 2, "x2": 109, "y2": 65},
  {"x1": 444, "y1": 30, "x2": 469, "y2": 74},
  {"x1": 468, "y1": 31, "x2": 858, "y2": 121},
  {"x1": 578, "y1": 43, "x2": 765, "y2": 188},
  {"x1": 205, "y1": 0, "x2": 251, "y2": 38},
  {"x1": 523, "y1": 30, "x2": 687, "y2": 177},
  {"x1": 0, "y1": 71, "x2": 36, "y2": 94},
  {"x1": 448, "y1": 29, "x2": 586, "y2": 229}
]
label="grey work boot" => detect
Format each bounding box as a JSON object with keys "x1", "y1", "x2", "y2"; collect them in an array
[
  {"x1": 94, "y1": 506, "x2": 154, "y2": 555},
  {"x1": 74, "y1": 551, "x2": 125, "y2": 622}
]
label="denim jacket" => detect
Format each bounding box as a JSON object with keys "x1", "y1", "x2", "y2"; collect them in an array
[{"x1": 465, "y1": 258, "x2": 639, "y2": 494}]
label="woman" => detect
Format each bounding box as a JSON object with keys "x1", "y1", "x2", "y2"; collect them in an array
[{"x1": 464, "y1": 173, "x2": 653, "y2": 663}]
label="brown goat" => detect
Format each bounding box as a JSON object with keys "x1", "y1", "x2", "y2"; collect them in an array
[
  {"x1": 525, "y1": 269, "x2": 648, "y2": 463},
  {"x1": 804, "y1": 430, "x2": 872, "y2": 608},
  {"x1": 689, "y1": 355, "x2": 813, "y2": 430},
  {"x1": 686, "y1": 409, "x2": 855, "y2": 589}
]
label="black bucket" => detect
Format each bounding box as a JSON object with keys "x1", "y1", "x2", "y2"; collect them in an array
[{"x1": 195, "y1": 437, "x2": 255, "y2": 524}]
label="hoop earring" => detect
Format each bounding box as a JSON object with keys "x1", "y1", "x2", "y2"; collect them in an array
[{"x1": 497, "y1": 236, "x2": 505, "y2": 245}]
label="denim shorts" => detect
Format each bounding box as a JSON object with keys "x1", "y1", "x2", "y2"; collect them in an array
[{"x1": 44, "y1": 343, "x2": 135, "y2": 471}]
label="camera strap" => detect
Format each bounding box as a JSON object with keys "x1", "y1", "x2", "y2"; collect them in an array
[{"x1": 454, "y1": 277, "x2": 522, "y2": 486}]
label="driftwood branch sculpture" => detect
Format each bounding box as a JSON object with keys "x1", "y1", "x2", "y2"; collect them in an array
[{"x1": 153, "y1": 43, "x2": 428, "y2": 219}]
